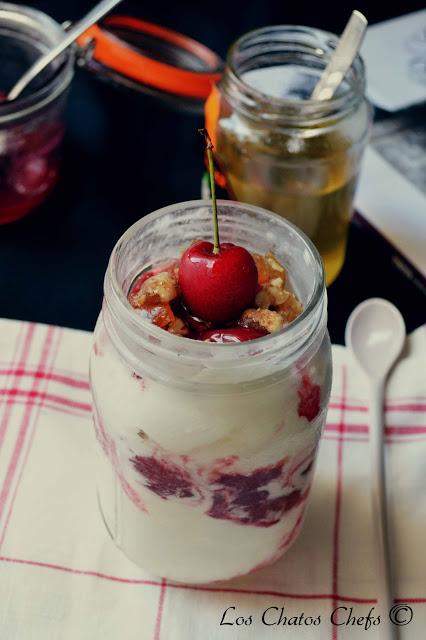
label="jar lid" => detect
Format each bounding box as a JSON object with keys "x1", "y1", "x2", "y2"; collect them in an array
[{"x1": 77, "y1": 16, "x2": 223, "y2": 111}]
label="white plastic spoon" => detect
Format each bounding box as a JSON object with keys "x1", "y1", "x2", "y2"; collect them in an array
[{"x1": 345, "y1": 299, "x2": 405, "y2": 640}]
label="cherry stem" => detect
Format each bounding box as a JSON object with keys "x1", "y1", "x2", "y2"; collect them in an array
[{"x1": 199, "y1": 128, "x2": 220, "y2": 254}]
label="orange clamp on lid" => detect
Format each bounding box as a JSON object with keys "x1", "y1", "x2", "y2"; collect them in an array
[{"x1": 77, "y1": 16, "x2": 223, "y2": 103}]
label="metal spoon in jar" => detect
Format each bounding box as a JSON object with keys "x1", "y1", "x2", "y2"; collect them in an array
[
  {"x1": 311, "y1": 10, "x2": 368, "y2": 101},
  {"x1": 7, "y1": 0, "x2": 123, "y2": 102},
  {"x1": 346, "y1": 299, "x2": 406, "y2": 640}
]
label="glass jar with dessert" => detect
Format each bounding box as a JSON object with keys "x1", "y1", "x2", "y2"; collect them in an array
[
  {"x1": 0, "y1": 3, "x2": 222, "y2": 224},
  {"x1": 90, "y1": 140, "x2": 332, "y2": 582},
  {"x1": 205, "y1": 26, "x2": 372, "y2": 285},
  {"x1": 0, "y1": 4, "x2": 74, "y2": 224}
]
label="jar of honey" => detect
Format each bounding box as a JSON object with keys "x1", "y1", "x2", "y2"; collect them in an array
[{"x1": 205, "y1": 26, "x2": 372, "y2": 284}]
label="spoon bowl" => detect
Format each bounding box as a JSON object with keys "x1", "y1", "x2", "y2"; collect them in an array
[{"x1": 345, "y1": 298, "x2": 406, "y2": 380}]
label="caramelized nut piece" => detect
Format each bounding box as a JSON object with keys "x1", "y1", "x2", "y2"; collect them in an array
[
  {"x1": 252, "y1": 252, "x2": 287, "y2": 287},
  {"x1": 239, "y1": 308, "x2": 284, "y2": 333},
  {"x1": 136, "y1": 303, "x2": 176, "y2": 329},
  {"x1": 252, "y1": 253, "x2": 270, "y2": 286},
  {"x1": 277, "y1": 291, "x2": 303, "y2": 323},
  {"x1": 255, "y1": 280, "x2": 290, "y2": 308},
  {"x1": 269, "y1": 285, "x2": 291, "y2": 306},
  {"x1": 168, "y1": 317, "x2": 190, "y2": 337},
  {"x1": 254, "y1": 252, "x2": 289, "y2": 308},
  {"x1": 255, "y1": 288, "x2": 274, "y2": 309},
  {"x1": 129, "y1": 272, "x2": 178, "y2": 308},
  {"x1": 265, "y1": 252, "x2": 286, "y2": 285}
]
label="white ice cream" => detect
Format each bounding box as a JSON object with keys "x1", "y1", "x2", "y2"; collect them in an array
[{"x1": 90, "y1": 316, "x2": 327, "y2": 583}]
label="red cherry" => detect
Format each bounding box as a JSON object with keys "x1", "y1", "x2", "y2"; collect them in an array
[
  {"x1": 179, "y1": 241, "x2": 258, "y2": 323},
  {"x1": 200, "y1": 328, "x2": 267, "y2": 343}
]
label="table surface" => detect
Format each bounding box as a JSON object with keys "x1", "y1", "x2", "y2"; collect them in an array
[{"x1": 1, "y1": 0, "x2": 426, "y2": 344}]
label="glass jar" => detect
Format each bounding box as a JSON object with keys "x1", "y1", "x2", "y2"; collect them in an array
[
  {"x1": 0, "y1": 3, "x2": 73, "y2": 223},
  {"x1": 205, "y1": 26, "x2": 372, "y2": 285},
  {"x1": 89, "y1": 200, "x2": 332, "y2": 584}
]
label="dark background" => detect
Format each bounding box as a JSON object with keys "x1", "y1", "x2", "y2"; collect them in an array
[{"x1": 1, "y1": 0, "x2": 425, "y2": 343}]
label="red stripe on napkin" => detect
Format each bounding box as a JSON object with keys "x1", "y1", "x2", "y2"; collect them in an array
[
  {"x1": 0, "y1": 327, "x2": 61, "y2": 550},
  {"x1": 332, "y1": 365, "x2": 347, "y2": 640},
  {"x1": 0, "y1": 324, "x2": 34, "y2": 453}
]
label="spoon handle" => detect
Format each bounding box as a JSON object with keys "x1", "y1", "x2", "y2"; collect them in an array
[
  {"x1": 370, "y1": 381, "x2": 398, "y2": 640},
  {"x1": 7, "y1": 0, "x2": 123, "y2": 101},
  {"x1": 311, "y1": 10, "x2": 367, "y2": 101}
]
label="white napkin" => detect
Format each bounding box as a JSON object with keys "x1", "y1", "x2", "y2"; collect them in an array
[{"x1": 0, "y1": 318, "x2": 425, "y2": 639}]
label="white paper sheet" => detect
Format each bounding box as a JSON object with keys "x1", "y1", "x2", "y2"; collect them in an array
[
  {"x1": 361, "y1": 10, "x2": 426, "y2": 112},
  {"x1": 355, "y1": 146, "x2": 426, "y2": 277}
]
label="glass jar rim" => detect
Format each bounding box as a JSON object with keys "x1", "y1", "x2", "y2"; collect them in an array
[
  {"x1": 106, "y1": 199, "x2": 326, "y2": 371},
  {"x1": 224, "y1": 24, "x2": 366, "y2": 125},
  {"x1": 0, "y1": 2, "x2": 74, "y2": 125}
]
